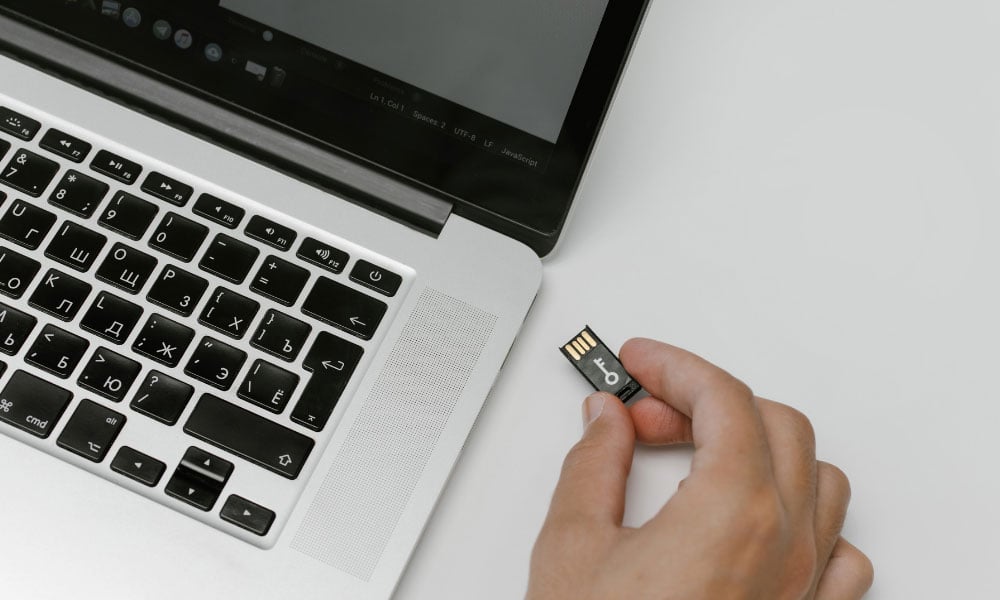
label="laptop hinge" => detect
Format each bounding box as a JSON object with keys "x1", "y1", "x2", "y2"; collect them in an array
[{"x1": 0, "y1": 12, "x2": 453, "y2": 236}]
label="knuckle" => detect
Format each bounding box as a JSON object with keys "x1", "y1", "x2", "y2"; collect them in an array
[
  {"x1": 772, "y1": 403, "x2": 816, "y2": 444},
  {"x1": 819, "y1": 461, "x2": 852, "y2": 502},
  {"x1": 848, "y1": 547, "x2": 876, "y2": 589}
]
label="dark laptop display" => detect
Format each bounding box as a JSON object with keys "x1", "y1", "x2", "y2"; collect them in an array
[{"x1": 0, "y1": 0, "x2": 649, "y2": 254}]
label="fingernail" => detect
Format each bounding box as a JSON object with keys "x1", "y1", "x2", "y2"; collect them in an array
[{"x1": 582, "y1": 392, "x2": 607, "y2": 427}]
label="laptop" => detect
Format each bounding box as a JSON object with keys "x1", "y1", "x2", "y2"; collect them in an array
[{"x1": 0, "y1": 1, "x2": 649, "y2": 598}]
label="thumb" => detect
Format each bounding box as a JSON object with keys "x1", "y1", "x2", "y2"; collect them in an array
[{"x1": 545, "y1": 392, "x2": 636, "y2": 528}]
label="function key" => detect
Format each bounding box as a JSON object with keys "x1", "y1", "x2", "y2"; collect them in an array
[
  {"x1": 0, "y1": 370, "x2": 72, "y2": 438},
  {"x1": 56, "y1": 399, "x2": 125, "y2": 462},
  {"x1": 1, "y1": 148, "x2": 60, "y2": 197},
  {"x1": 193, "y1": 193, "x2": 244, "y2": 229},
  {"x1": 0, "y1": 246, "x2": 41, "y2": 299},
  {"x1": 111, "y1": 447, "x2": 166, "y2": 487},
  {"x1": 99, "y1": 191, "x2": 159, "y2": 240},
  {"x1": 297, "y1": 237, "x2": 348, "y2": 274},
  {"x1": 49, "y1": 170, "x2": 109, "y2": 218},
  {"x1": 91, "y1": 149, "x2": 143, "y2": 185},
  {"x1": 39, "y1": 129, "x2": 92, "y2": 162},
  {"x1": 220, "y1": 495, "x2": 276, "y2": 536},
  {"x1": 0, "y1": 199, "x2": 57, "y2": 249},
  {"x1": 141, "y1": 172, "x2": 193, "y2": 206},
  {"x1": 0, "y1": 107, "x2": 41, "y2": 140},
  {"x1": 245, "y1": 215, "x2": 296, "y2": 251},
  {"x1": 148, "y1": 211, "x2": 208, "y2": 262},
  {"x1": 302, "y1": 276, "x2": 387, "y2": 341},
  {"x1": 350, "y1": 260, "x2": 402, "y2": 297}
]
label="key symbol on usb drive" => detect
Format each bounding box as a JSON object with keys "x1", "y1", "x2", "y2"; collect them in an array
[{"x1": 592, "y1": 357, "x2": 620, "y2": 386}]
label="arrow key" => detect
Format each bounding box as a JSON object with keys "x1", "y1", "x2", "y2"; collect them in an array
[
  {"x1": 111, "y1": 446, "x2": 166, "y2": 487},
  {"x1": 221, "y1": 494, "x2": 275, "y2": 536},
  {"x1": 165, "y1": 446, "x2": 233, "y2": 511}
]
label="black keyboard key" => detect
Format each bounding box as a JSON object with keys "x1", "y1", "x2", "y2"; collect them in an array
[
  {"x1": 91, "y1": 149, "x2": 142, "y2": 184},
  {"x1": 39, "y1": 128, "x2": 92, "y2": 162},
  {"x1": 250, "y1": 255, "x2": 308, "y2": 306},
  {"x1": 198, "y1": 287, "x2": 259, "y2": 340},
  {"x1": 78, "y1": 347, "x2": 141, "y2": 402},
  {"x1": 0, "y1": 140, "x2": 8, "y2": 161},
  {"x1": 185, "y1": 394, "x2": 314, "y2": 479},
  {"x1": 165, "y1": 446, "x2": 233, "y2": 511},
  {"x1": 1, "y1": 148, "x2": 60, "y2": 197},
  {"x1": 0, "y1": 246, "x2": 40, "y2": 298},
  {"x1": 220, "y1": 495, "x2": 275, "y2": 536},
  {"x1": 44, "y1": 221, "x2": 107, "y2": 272},
  {"x1": 25, "y1": 324, "x2": 89, "y2": 378},
  {"x1": 80, "y1": 291, "x2": 143, "y2": 345},
  {"x1": 0, "y1": 199, "x2": 57, "y2": 249},
  {"x1": 291, "y1": 332, "x2": 364, "y2": 431},
  {"x1": 111, "y1": 446, "x2": 166, "y2": 486},
  {"x1": 184, "y1": 337, "x2": 247, "y2": 391},
  {"x1": 250, "y1": 309, "x2": 311, "y2": 362},
  {"x1": 0, "y1": 370, "x2": 72, "y2": 438},
  {"x1": 48, "y1": 170, "x2": 109, "y2": 217},
  {"x1": 95, "y1": 242, "x2": 157, "y2": 294},
  {"x1": 148, "y1": 211, "x2": 207, "y2": 261},
  {"x1": 192, "y1": 193, "x2": 244, "y2": 229},
  {"x1": 302, "y1": 277, "x2": 387, "y2": 341},
  {"x1": 130, "y1": 370, "x2": 194, "y2": 426},
  {"x1": 141, "y1": 172, "x2": 192, "y2": 206},
  {"x1": 132, "y1": 313, "x2": 194, "y2": 368},
  {"x1": 146, "y1": 265, "x2": 207, "y2": 317},
  {"x1": 297, "y1": 237, "x2": 349, "y2": 274},
  {"x1": 98, "y1": 191, "x2": 158, "y2": 240},
  {"x1": 0, "y1": 107, "x2": 41, "y2": 140},
  {"x1": 350, "y1": 259, "x2": 403, "y2": 297},
  {"x1": 56, "y1": 399, "x2": 125, "y2": 462},
  {"x1": 0, "y1": 301, "x2": 36, "y2": 355},
  {"x1": 198, "y1": 233, "x2": 259, "y2": 284},
  {"x1": 28, "y1": 269, "x2": 91, "y2": 321},
  {"x1": 238, "y1": 359, "x2": 299, "y2": 414},
  {"x1": 245, "y1": 215, "x2": 296, "y2": 251}
]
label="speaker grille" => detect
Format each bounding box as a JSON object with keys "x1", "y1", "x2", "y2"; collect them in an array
[{"x1": 291, "y1": 288, "x2": 498, "y2": 580}]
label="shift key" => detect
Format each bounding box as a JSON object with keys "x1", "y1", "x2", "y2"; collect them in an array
[
  {"x1": 0, "y1": 370, "x2": 72, "y2": 438},
  {"x1": 184, "y1": 394, "x2": 314, "y2": 479}
]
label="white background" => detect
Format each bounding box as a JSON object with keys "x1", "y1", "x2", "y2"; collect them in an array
[{"x1": 396, "y1": 0, "x2": 1000, "y2": 598}]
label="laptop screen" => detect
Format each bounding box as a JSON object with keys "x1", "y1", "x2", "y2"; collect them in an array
[{"x1": 0, "y1": 0, "x2": 649, "y2": 254}]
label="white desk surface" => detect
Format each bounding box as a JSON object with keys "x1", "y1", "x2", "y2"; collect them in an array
[{"x1": 396, "y1": 1, "x2": 999, "y2": 599}]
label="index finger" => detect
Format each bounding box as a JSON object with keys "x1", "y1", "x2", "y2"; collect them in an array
[{"x1": 619, "y1": 338, "x2": 772, "y2": 483}]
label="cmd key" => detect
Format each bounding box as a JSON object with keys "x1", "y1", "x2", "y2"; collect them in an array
[{"x1": 0, "y1": 370, "x2": 72, "y2": 438}]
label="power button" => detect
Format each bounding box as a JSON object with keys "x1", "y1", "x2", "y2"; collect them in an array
[{"x1": 349, "y1": 259, "x2": 402, "y2": 297}]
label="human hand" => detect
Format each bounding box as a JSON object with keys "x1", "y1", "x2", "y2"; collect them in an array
[{"x1": 527, "y1": 338, "x2": 873, "y2": 599}]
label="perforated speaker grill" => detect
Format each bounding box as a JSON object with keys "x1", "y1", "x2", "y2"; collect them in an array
[{"x1": 290, "y1": 287, "x2": 498, "y2": 580}]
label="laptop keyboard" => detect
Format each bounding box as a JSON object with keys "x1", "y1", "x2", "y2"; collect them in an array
[{"x1": 0, "y1": 103, "x2": 410, "y2": 544}]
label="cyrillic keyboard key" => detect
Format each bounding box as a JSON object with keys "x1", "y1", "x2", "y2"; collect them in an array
[
  {"x1": 130, "y1": 370, "x2": 194, "y2": 426},
  {"x1": 0, "y1": 246, "x2": 40, "y2": 299},
  {"x1": 184, "y1": 337, "x2": 246, "y2": 391},
  {"x1": 56, "y1": 399, "x2": 125, "y2": 462},
  {"x1": 185, "y1": 394, "x2": 314, "y2": 479},
  {"x1": 192, "y1": 193, "x2": 244, "y2": 229},
  {"x1": 141, "y1": 172, "x2": 192, "y2": 206},
  {"x1": 250, "y1": 255, "x2": 308, "y2": 306},
  {"x1": 48, "y1": 170, "x2": 108, "y2": 217},
  {"x1": 98, "y1": 191, "x2": 158, "y2": 240},
  {"x1": 302, "y1": 277, "x2": 387, "y2": 340},
  {"x1": 39, "y1": 129, "x2": 92, "y2": 162},
  {"x1": 297, "y1": 237, "x2": 348, "y2": 274},
  {"x1": 0, "y1": 301, "x2": 36, "y2": 355},
  {"x1": 1, "y1": 148, "x2": 60, "y2": 197},
  {"x1": 25, "y1": 324, "x2": 89, "y2": 378},
  {"x1": 28, "y1": 268, "x2": 91, "y2": 321},
  {"x1": 44, "y1": 221, "x2": 107, "y2": 272},
  {"x1": 77, "y1": 347, "x2": 141, "y2": 402},
  {"x1": 198, "y1": 233, "x2": 259, "y2": 284},
  {"x1": 95, "y1": 242, "x2": 158, "y2": 294},
  {"x1": 350, "y1": 259, "x2": 403, "y2": 297},
  {"x1": 0, "y1": 199, "x2": 57, "y2": 249},
  {"x1": 111, "y1": 446, "x2": 166, "y2": 486},
  {"x1": 0, "y1": 107, "x2": 41, "y2": 140},
  {"x1": 291, "y1": 332, "x2": 364, "y2": 431},
  {"x1": 90, "y1": 149, "x2": 142, "y2": 184},
  {"x1": 165, "y1": 446, "x2": 233, "y2": 511},
  {"x1": 0, "y1": 140, "x2": 8, "y2": 162},
  {"x1": 148, "y1": 211, "x2": 207, "y2": 262},
  {"x1": 80, "y1": 291, "x2": 143, "y2": 345},
  {"x1": 0, "y1": 370, "x2": 72, "y2": 438},
  {"x1": 220, "y1": 495, "x2": 275, "y2": 536},
  {"x1": 146, "y1": 265, "x2": 207, "y2": 317},
  {"x1": 198, "y1": 287, "x2": 259, "y2": 340},
  {"x1": 250, "y1": 309, "x2": 310, "y2": 362},
  {"x1": 245, "y1": 215, "x2": 295, "y2": 251},
  {"x1": 132, "y1": 313, "x2": 194, "y2": 368},
  {"x1": 238, "y1": 359, "x2": 299, "y2": 414}
]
